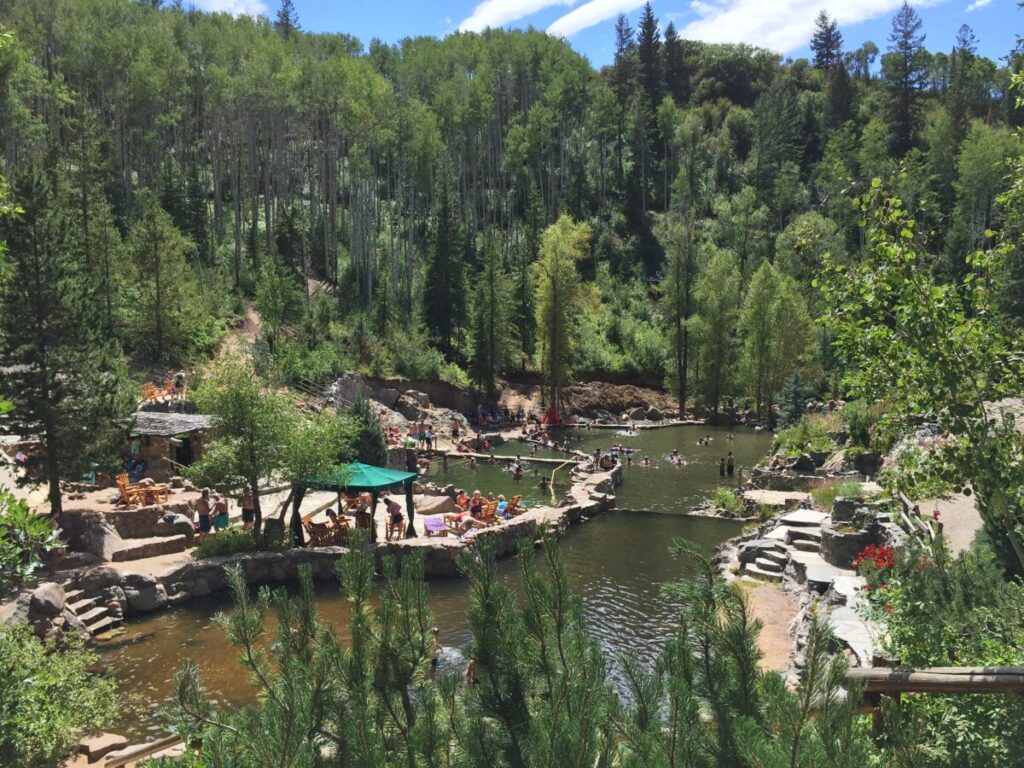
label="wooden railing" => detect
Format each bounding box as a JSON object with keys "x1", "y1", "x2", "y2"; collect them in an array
[
  {"x1": 848, "y1": 666, "x2": 1024, "y2": 695},
  {"x1": 892, "y1": 489, "x2": 941, "y2": 544}
]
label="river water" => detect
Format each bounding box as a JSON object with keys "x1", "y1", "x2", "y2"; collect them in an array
[{"x1": 97, "y1": 425, "x2": 772, "y2": 735}]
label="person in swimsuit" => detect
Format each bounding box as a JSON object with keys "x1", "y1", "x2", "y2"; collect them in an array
[
  {"x1": 240, "y1": 487, "x2": 255, "y2": 530},
  {"x1": 196, "y1": 489, "x2": 213, "y2": 540},
  {"x1": 213, "y1": 492, "x2": 230, "y2": 531}
]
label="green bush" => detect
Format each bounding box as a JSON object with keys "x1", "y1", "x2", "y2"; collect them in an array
[
  {"x1": 193, "y1": 527, "x2": 287, "y2": 559},
  {"x1": 877, "y1": 445, "x2": 955, "y2": 501},
  {"x1": 711, "y1": 486, "x2": 743, "y2": 515},
  {"x1": 772, "y1": 413, "x2": 839, "y2": 457},
  {"x1": 861, "y1": 539, "x2": 1024, "y2": 765},
  {"x1": 0, "y1": 625, "x2": 118, "y2": 767}
]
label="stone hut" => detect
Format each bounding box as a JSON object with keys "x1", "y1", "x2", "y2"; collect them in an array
[{"x1": 124, "y1": 412, "x2": 213, "y2": 482}]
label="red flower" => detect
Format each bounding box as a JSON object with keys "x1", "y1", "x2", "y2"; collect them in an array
[{"x1": 932, "y1": 509, "x2": 941, "y2": 520}]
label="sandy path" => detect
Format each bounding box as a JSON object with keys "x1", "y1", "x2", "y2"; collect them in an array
[
  {"x1": 739, "y1": 580, "x2": 799, "y2": 672},
  {"x1": 918, "y1": 492, "x2": 984, "y2": 556}
]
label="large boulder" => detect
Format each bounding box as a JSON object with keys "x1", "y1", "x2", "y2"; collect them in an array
[
  {"x1": 395, "y1": 394, "x2": 428, "y2": 422},
  {"x1": 29, "y1": 583, "x2": 65, "y2": 617},
  {"x1": 404, "y1": 390, "x2": 431, "y2": 408},
  {"x1": 153, "y1": 512, "x2": 196, "y2": 544},
  {"x1": 79, "y1": 520, "x2": 124, "y2": 562},
  {"x1": 787, "y1": 454, "x2": 818, "y2": 474},
  {"x1": 122, "y1": 572, "x2": 168, "y2": 614},
  {"x1": 76, "y1": 565, "x2": 123, "y2": 592},
  {"x1": 645, "y1": 405, "x2": 664, "y2": 421}
]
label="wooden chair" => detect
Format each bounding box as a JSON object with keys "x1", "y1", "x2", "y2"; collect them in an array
[
  {"x1": 478, "y1": 501, "x2": 499, "y2": 526},
  {"x1": 387, "y1": 518, "x2": 405, "y2": 541},
  {"x1": 163, "y1": 379, "x2": 177, "y2": 399},
  {"x1": 504, "y1": 494, "x2": 523, "y2": 517},
  {"x1": 115, "y1": 473, "x2": 146, "y2": 507},
  {"x1": 143, "y1": 382, "x2": 159, "y2": 402}
]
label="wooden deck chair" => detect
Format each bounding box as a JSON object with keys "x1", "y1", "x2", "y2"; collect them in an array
[
  {"x1": 163, "y1": 379, "x2": 177, "y2": 399},
  {"x1": 504, "y1": 494, "x2": 523, "y2": 517},
  {"x1": 115, "y1": 473, "x2": 146, "y2": 507},
  {"x1": 424, "y1": 516, "x2": 448, "y2": 537},
  {"x1": 143, "y1": 382, "x2": 159, "y2": 403},
  {"x1": 478, "y1": 501, "x2": 499, "y2": 526}
]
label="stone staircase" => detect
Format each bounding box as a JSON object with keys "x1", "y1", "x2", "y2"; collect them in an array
[
  {"x1": 63, "y1": 587, "x2": 122, "y2": 637},
  {"x1": 735, "y1": 506, "x2": 882, "y2": 667}
]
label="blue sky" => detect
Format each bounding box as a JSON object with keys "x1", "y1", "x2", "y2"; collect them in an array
[{"x1": 194, "y1": 0, "x2": 1020, "y2": 68}]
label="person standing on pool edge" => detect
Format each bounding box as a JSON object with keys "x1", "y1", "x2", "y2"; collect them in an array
[{"x1": 727, "y1": 451, "x2": 735, "y2": 477}]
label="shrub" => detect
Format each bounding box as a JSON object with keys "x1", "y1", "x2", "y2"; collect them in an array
[
  {"x1": 0, "y1": 625, "x2": 118, "y2": 766},
  {"x1": 772, "y1": 413, "x2": 838, "y2": 457},
  {"x1": 711, "y1": 486, "x2": 743, "y2": 515},
  {"x1": 193, "y1": 527, "x2": 287, "y2": 559},
  {"x1": 861, "y1": 539, "x2": 1024, "y2": 765}
]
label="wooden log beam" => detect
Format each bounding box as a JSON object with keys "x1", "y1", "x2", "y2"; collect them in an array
[{"x1": 847, "y1": 667, "x2": 1024, "y2": 695}]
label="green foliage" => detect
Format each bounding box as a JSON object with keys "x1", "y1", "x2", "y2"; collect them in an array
[
  {"x1": 877, "y1": 443, "x2": 957, "y2": 501},
  {"x1": 693, "y1": 246, "x2": 741, "y2": 413},
  {"x1": 168, "y1": 530, "x2": 880, "y2": 767},
  {"x1": 0, "y1": 625, "x2": 118, "y2": 768},
  {"x1": 340, "y1": 392, "x2": 387, "y2": 466},
  {"x1": 0, "y1": 492, "x2": 61, "y2": 595},
  {"x1": 820, "y1": 179, "x2": 1024, "y2": 573},
  {"x1": 533, "y1": 215, "x2": 590, "y2": 412},
  {"x1": 842, "y1": 399, "x2": 886, "y2": 448},
  {"x1": 777, "y1": 370, "x2": 814, "y2": 427},
  {"x1": 193, "y1": 527, "x2": 286, "y2": 559},
  {"x1": 861, "y1": 539, "x2": 1024, "y2": 766},
  {"x1": 773, "y1": 413, "x2": 840, "y2": 457},
  {"x1": 711, "y1": 486, "x2": 743, "y2": 515},
  {"x1": 738, "y1": 261, "x2": 814, "y2": 419}
]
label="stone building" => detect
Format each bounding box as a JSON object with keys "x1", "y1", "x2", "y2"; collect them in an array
[{"x1": 124, "y1": 412, "x2": 213, "y2": 482}]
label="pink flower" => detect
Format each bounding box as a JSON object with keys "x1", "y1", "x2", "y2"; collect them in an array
[{"x1": 932, "y1": 509, "x2": 941, "y2": 520}]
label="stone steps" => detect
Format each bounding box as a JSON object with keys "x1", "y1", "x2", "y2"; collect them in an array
[
  {"x1": 85, "y1": 615, "x2": 119, "y2": 636},
  {"x1": 792, "y1": 539, "x2": 819, "y2": 552},
  {"x1": 111, "y1": 534, "x2": 188, "y2": 562},
  {"x1": 743, "y1": 563, "x2": 783, "y2": 582},
  {"x1": 789, "y1": 527, "x2": 822, "y2": 543},
  {"x1": 76, "y1": 605, "x2": 109, "y2": 625},
  {"x1": 64, "y1": 588, "x2": 85, "y2": 603},
  {"x1": 759, "y1": 548, "x2": 789, "y2": 566},
  {"x1": 753, "y1": 556, "x2": 783, "y2": 573},
  {"x1": 68, "y1": 597, "x2": 97, "y2": 614}
]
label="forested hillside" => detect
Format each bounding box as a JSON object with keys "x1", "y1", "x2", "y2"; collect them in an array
[{"x1": 0, "y1": 0, "x2": 1021, "y2": 412}]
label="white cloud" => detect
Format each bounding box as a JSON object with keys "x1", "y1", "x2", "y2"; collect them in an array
[
  {"x1": 678, "y1": 0, "x2": 947, "y2": 54},
  {"x1": 459, "y1": 0, "x2": 579, "y2": 33},
  {"x1": 191, "y1": 0, "x2": 268, "y2": 16},
  {"x1": 547, "y1": 0, "x2": 647, "y2": 37},
  {"x1": 965, "y1": 0, "x2": 992, "y2": 10}
]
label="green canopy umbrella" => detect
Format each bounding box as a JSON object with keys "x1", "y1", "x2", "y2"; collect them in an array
[{"x1": 306, "y1": 462, "x2": 418, "y2": 541}]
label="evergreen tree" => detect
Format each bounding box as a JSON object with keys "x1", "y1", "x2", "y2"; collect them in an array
[
  {"x1": 184, "y1": 152, "x2": 208, "y2": 265},
  {"x1": 777, "y1": 370, "x2": 813, "y2": 427},
  {"x1": 810, "y1": 10, "x2": 844, "y2": 70},
  {"x1": 0, "y1": 169, "x2": 121, "y2": 515},
  {"x1": 636, "y1": 2, "x2": 663, "y2": 111},
  {"x1": 423, "y1": 185, "x2": 465, "y2": 359},
  {"x1": 129, "y1": 192, "x2": 195, "y2": 363},
  {"x1": 344, "y1": 392, "x2": 387, "y2": 467},
  {"x1": 662, "y1": 21, "x2": 688, "y2": 104},
  {"x1": 882, "y1": 1, "x2": 928, "y2": 156},
  {"x1": 948, "y1": 24, "x2": 979, "y2": 143},
  {"x1": 469, "y1": 232, "x2": 517, "y2": 399},
  {"x1": 274, "y1": 0, "x2": 299, "y2": 38},
  {"x1": 533, "y1": 215, "x2": 589, "y2": 416}
]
